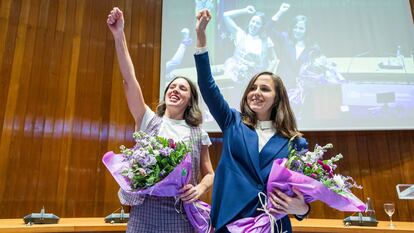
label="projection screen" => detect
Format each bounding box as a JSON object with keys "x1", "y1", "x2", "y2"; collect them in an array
[{"x1": 160, "y1": 0, "x2": 414, "y2": 132}]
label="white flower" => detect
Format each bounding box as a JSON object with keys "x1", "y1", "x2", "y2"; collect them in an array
[
  {"x1": 132, "y1": 150, "x2": 141, "y2": 157},
  {"x1": 323, "y1": 143, "x2": 333, "y2": 149},
  {"x1": 149, "y1": 137, "x2": 157, "y2": 144},
  {"x1": 333, "y1": 174, "x2": 346, "y2": 189},
  {"x1": 152, "y1": 150, "x2": 160, "y2": 156},
  {"x1": 126, "y1": 169, "x2": 134, "y2": 179},
  {"x1": 333, "y1": 153, "x2": 343, "y2": 161},
  {"x1": 303, "y1": 151, "x2": 321, "y2": 163},
  {"x1": 132, "y1": 132, "x2": 140, "y2": 139}
]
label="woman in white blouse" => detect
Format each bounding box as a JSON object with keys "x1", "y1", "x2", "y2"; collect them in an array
[{"x1": 107, "y1": 7, "x2": 214, "y2": 233}]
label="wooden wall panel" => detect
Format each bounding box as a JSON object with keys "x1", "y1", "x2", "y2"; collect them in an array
[
  {"x1": 0, "y1": 0, "x2": 161, "y2": 218},
  {"x1": 296, "y1": 131, "x2": 414, "y2": 221},
  {"x1": 0, "y1": 0, "x2": 413, "y2": 223}
]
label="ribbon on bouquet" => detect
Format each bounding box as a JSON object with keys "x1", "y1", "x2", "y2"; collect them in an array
[
  {"x1": 193, "y1": 201, "x2": 213, "y2": 233},
  {"x1": 226, "y1": 191, "x2": 289, "y2": 233},
  {"x1": 173, "y1": 196, "x2": 212, "y2": 233},
  {"x1": 256, "y1": 192, "x2": 282, "y2": 233}
]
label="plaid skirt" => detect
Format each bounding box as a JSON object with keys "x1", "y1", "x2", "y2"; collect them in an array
[{"x1": 126, "y1": 196, "x2": 195, "y2": 233}]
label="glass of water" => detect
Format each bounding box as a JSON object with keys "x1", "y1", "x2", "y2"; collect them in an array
[{"x1": 383, "y1": 203, "x2": 395, "y2": 228}]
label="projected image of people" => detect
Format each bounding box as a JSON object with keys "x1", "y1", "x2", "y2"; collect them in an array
[
  {"x1": 290, "y1": 47, "x2": 347, "y2": 118},
  {"x1": 222, "y1": 6, "x2": 277, "y2": 85},
  {"x1": 268, "y1": 3, "x2": 315, "y2": 91},
  {"x1": 299, "y1": 49, "x2": 346, "y2": 88},
  {"x1": 165, "y1": 28, "x2": 192, "y2": 80},
  {"x1": 161, "y1": 0, "x2": 414, "y2": 131}
]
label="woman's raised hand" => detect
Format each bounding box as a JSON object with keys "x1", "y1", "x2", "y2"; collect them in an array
[
  {"x1": 279, "y1": 3, "x2": 290, "y2": 14},
  {"x1": 196, "y1": 9, "x2": 211, "y2": 34},
  {"x1": 196, "y1": 9, "x2": 211, "y2": 47},
  {"x1": 245, "y1": 5, "x2": 256, "y2": 14},
  {"x1": 107, "y1": 7, "x2": 124, "y2": 36}
]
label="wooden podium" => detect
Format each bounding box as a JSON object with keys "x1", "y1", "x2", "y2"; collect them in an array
[{"x1": 0, "y1": 218, "x2": 413, "y2": 233}]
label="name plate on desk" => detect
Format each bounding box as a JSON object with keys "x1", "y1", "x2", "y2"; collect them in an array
[
  {"x1": 343, "y1": 216, "x2": 378, "y2": 227},
  {"x1": 23, "y1": 213, "x2": 60, "y2": 224},
  {"x1": 105, "y1": 213, "x2": 129, "y2": 223}
]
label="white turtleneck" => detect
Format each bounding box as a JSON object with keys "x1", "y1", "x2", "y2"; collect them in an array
[{"x1": 255, "y1": 120, "x2": 277, "y2": 152}]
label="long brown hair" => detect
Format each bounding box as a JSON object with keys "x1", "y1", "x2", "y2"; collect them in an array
[
  {"x1": 156, "y1": 76, "x2": 202, "y2": 127},
  {"x1": 240, "y1": 71, "x2": 301, "y2": 138}
]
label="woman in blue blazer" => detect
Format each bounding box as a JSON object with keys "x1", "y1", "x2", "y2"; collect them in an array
[{"x1": 195, "y1": 10, "x2": 310, "y2": 233}]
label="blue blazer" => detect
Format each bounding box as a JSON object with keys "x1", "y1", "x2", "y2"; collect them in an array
[{"x1": 195, "y1": 52, "x2": 308, "y2": 232}]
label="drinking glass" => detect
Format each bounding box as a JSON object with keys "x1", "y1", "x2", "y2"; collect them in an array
[{"x1": 383, "y1": 203, "x2": 395, "y2": 228}]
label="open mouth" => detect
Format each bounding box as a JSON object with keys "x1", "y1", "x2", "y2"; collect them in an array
[
  {"x1": 169, "y1": 94, "x2": 180, "y2": 102},
  {"x1": 250, "y1": 98, "x2": 264, "y2": 105}
]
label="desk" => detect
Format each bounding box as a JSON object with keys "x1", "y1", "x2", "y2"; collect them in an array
[
  {"x1": 0, "y1": 218, "x2": 125, "y2": 233},
  {"x1": 331, "y1": 57, "x2": 414, "y2": 74},
  {"x1": 0, "y1": 218, "x2": 413, "y2": 233},
  {"x1": 292, "y1": 218, "x2": 414, "y2": 233}
]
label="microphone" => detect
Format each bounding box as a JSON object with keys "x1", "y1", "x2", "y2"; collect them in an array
[
  {"x1": 346, "y1": 51, "x2": 369, "y2": 73},
  {"x1": 396, "y1": 45, "x2": 406, "y2": 73}
]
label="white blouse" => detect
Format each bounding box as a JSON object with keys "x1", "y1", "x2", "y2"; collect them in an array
[
  {"x1": 140, "y1": 106, "x2": 211, "y2": 146},
  {"x1": 255, "y1": 120, "x2": 277, "y2": 152}
]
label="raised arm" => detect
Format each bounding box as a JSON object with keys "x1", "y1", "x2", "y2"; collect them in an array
[
  {"x1": 107, "y1": 7, "x2": 146, "y2": 129},
  {"x1": 165, "y1": 28, "x2": 192, "y2": 78},
  {"x1": 271, "y1": 3, "x2": 290, "y2": 22},
  {"x1": 265, "y1": 3, "x2": 290, "y2": 44},
  {"x1": 222, "y1": 6, "x2": 255, "y2": 36},
  {"x1": 195, "y1": 9, "x2": 233, "y2": 130}
]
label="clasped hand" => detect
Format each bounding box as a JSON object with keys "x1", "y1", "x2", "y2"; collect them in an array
[
  {"x1": 268, "y1": 188, "x2": 309, "y2": 216},
  {"x1": 179, "y1": 184, "x2": 203, "y2": 203}
]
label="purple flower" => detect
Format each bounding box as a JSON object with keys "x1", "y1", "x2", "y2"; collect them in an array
[
  {"x1": 322, "y1": 163, "x2": 332, "y2": 172},
  {"x1": 290, "y1": 160, "x2": 302, "y2": 172},
  {"x1": 168, "y1": 139, "x2": 176, "y2": 149},
  {"x1": 116, "y1": 131, "x2": 192, "y2": 190},
  {"x1": 297, "y1": 148, "x2": 308, "y2": 155},
  {"x1": 138, "y1": 154, "x2": 157, "y2": 167},
  {"x1": 284, "y1": 141, "x2": 363, "y2": 194},
  {"x1": 159, "y1": 148, "x2": 171, "y2": 156},
  {"x1": 131, "y1": 150, "x2": 145, "y2": 161}
]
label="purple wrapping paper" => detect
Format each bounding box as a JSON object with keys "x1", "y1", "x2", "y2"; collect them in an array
[
  {"x1": 102, "y1": 151, "x2": 211, "y2": 233},
  {"x1": 227, "y1": 158, "x2": 366, "y2": 233}
]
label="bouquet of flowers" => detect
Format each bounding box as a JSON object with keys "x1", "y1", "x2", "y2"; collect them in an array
[
  {"x1": 227, "y1": 141, "x2": 366, "y2": 233},
  {"x1": 102, "y1": 131, "x2": 211, "y2": 233}
]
